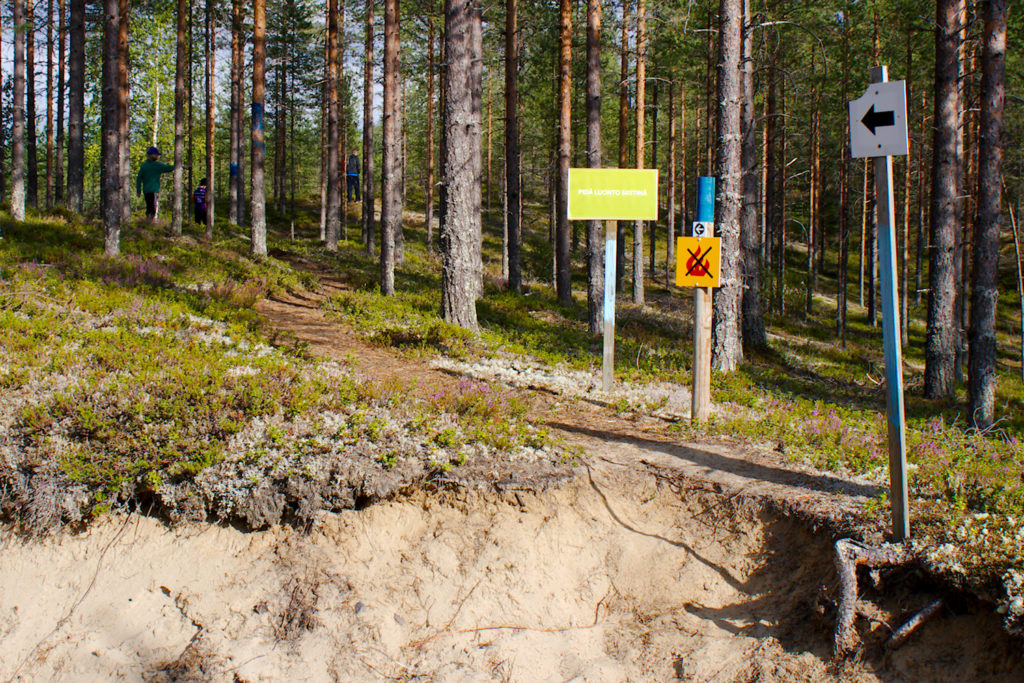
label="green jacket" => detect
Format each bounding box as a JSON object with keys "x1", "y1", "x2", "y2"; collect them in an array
[{"x1": 136, "y1": 159, "x2": 174, "y2": 194}]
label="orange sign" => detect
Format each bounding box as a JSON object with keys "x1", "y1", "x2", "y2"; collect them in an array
[{"x1": 675, "y1": 237, "x2": 721, "y2": 288}]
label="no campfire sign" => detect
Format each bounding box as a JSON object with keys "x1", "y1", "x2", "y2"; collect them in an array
[{"x1": 676, "y1": 235, "x2": 721, "y2": 288}]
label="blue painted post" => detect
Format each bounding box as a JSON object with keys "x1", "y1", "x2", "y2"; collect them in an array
[
  {"x1": 871, "y1": 66, "x2": 910, "y2": 541},
  {"x1": 602, "y1": 221, "x2": 617, "y2": 391},
  {"x1": 692, "y1": 177, "x2": 715, "y2": 421},
  {"x1": 696, "y1": 176, "x2": 715, "y2": 224}
]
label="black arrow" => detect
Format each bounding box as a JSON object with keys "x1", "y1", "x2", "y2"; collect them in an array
[{"x1": 861, "y1": 104, "x2": 895, "y2": 135}]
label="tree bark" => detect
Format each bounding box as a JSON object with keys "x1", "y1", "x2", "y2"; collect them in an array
[
  {"x1": 649, "y1": 81, "x2": 657, "y2": 276},
  {"x1": 925, "y1": 0, "x2": 964, "y2": 399},
  {"x1": 380, "y1": 0, "x2": 403, "y2": 295},
  {"x1": 45, "y1": 0, "x2": 54, "y2": 208},
  {"x1": 55, "y1": 0, "x2": 65, "y2": 205},
  {"x1": 26, "y1": 8, "x2": 37, "y2": 208},
  {"x1": 504, "y1": 0, "x2": 521, "y2": 292},
  {"x1": 710, "y1": 0, "x2": 743, "y2": 372},
  {"x1": 118, "y1": 0, "x2": 130, "y2": 223},
  {"x1": 440, "y1": 0, "x2": 482, "y2": 330},
  {"x1": 666, "y1": 80, "x2": 675, "y2": 289},
  {"x1": 901, "y1": 28, "x2": 913, "y2": 345},
  {"x1": 616, "y1": 0, "x2": 630, "y2": 292},
  {"x1": 204, "y1": 0, "x2": 215, "y2": 239},
  {"x1": 968, "y1": 0, "x2": 1006, "y2": 429},
  {"x1": 585, "y1": 0, "x2": 602, "y2": 336},
  {"x1": 427, "y1": 17, "x2": 436, "y2": 252},
  {"x1": 101, "y1": 0, "x2": 121, "y2": 253},
  {"x1": 251, "y1": 0, "x2": 267, "y2": 252},
  {"x1": 0, "y1": 7, "x2": 7, "y2": 203},
  {"x1": 173, "y1": 0, "x2": 187, "y2": 234},
  {"x1": 554, "y1": 0, "x2": 572, "y2": 306},
  {"x1": 229, "y1": 0, "x2": 243, "y2": 226},
  {"x1": 66, "y1": 0, "x2": 83, "y2": 212},
  {"x1": 741, "y1": 0, "x2": 765, "y2": 349},
  {"x1": 11, "y1": 0, "x2": 26, "y2": 221},
  {"x1": 326, "y1": 0, "x2": 341, "y2": 250},
  {"x1": 836, "y1": 4, "x2": 851, "y2": 344},
  {"x1": 362, "y1": 0, "x2": 375, "y2": 255},
  {"x1": 632, "y1": 0, "x2": 646, "y2": 306}
]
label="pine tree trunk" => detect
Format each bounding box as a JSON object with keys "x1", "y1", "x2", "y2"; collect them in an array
[
  {"x1": 45, "y1": 0, "x2": 54, "y2": 208},
  {"x1": 968, "y1": 0, "x2": 1005, "y2": 429},
  {"x1": 205, "y1": 0, "x2": 215, "y2": 239},
  {"x1": 666, "y1": 80, "x2": 675, "y2": 289},
  {"x1": 554, "y1": 0, "x2": 572, "y2": 306},
  {"x1": 711, "y1": 0, "x2": 743, "y2": 371},
  {"x1": 380, "y1": 0, "x2": 402, "y2": 296},
  {"x1": 741, "y1": 0, "x2": 765, "y2": 349},
  {"x1": 901, "y1": 28, "x2": 913, "y2": 345},
  {"x1": 632, "y1": 0, "x2": 646, "y2": 306},
  {"x1": 584, "y1": 0, "x2": 602, "y2": 336},
  {"x1": 362, "y1": 0, "x2": 375, "y2": 255},
  {"x1": 319, "y1": 35, "x2": 328, "y2": 240},
  {"x1": 440, "y1": 0, "x2": 482, "y2": 330},
  {"x1": 101, "y1": 0, "x2": 121, "y2": 254},
  {"x1": 26, "y1": 11, "x2": 37, "y2": 208},
  {"x1": 66, "y1": 0, "x2": 83, "y2": 212},
  {"x1": 925, "y1": 0, "x2": 963, "y2": 399},
  {"x1": 837, "y1": 8, "x2": 851, "y2": 344},
  {"x1": 118, "y1": 0, "x2": 130, "y2": 223},
  {"x1": 54, "y1": 0, "x2": 64, "y2": 205},
  {"x1": 649, "y1": 81, "x2": 658, "y2": 276},
  {"x1": 0, "y1": 8, "x2": 7, "y2": 202},
  {"x1": 325, "y1": 0, "x2": 340, "y2": 250},
  {"x1": 916, "y1": 89, "x2": 928, "y2": 307},
  {"x1": 229, "y1": 0, "x2": 242, "y2": 226},
  {"x1": 775, "y1": 50, "x2": 787, "y2": 314},
  {"x1": 764, "y1": 48, "x2": 776, "y2": 294},
  {"x1": 504, "y1": 0, "x2": 521, "y2": 292},
  {"x1": 250, "y1": 0, "x2": 267, "y2": 252},
  {"x1": 426, "y1": 17, "x2": 436, "y2": 252},
  {"x1": 616, "y1": 0, "x2": 630, "y2": 293},
  {"x1": 11, "y1": 0, "x2": 26, "y2": 221},
  {"x1": 173, "y1": 0, "x2": 187, "y2": 234}
]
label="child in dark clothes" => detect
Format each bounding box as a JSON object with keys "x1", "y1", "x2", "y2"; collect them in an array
[{"x1": 193, "y1": 178, "x2": 208, "y2": 226}]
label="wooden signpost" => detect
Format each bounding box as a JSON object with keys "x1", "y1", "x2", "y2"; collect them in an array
[
  {"x1": 567, "y1": 168, "x2": 659, "y2": 391},
  {"x1": 850, "y1": 66, "x2": 911, "y2": 541},
  {"x1": 678, "y1": 177, "x2": 719, "y2": 422}
]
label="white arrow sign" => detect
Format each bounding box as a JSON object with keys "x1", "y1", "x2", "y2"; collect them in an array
[{"x1": 849, "y1": 80, "x2": 908, "y2": 159}]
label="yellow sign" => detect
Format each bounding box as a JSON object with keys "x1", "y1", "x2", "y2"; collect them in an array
[
  {"x1": 676, "y1": 237, "x2": 721, "y2": 288},
  {"x1": 567, "y1": 168, "x2": 659, "y2": 221}
]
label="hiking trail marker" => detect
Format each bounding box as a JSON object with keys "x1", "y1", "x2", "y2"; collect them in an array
[
  {"x1": 567, "y1": 168, "x2": 659, "y2": 392},
  {"x1": 850, "y1": 67, "x2": 910, "y2": 542},
  {"x1": 679, "y1": 177, "x2": 719, "y2": 422}
]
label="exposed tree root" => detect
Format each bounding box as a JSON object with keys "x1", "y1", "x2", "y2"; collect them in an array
[
  {"x1": 886, "y1": 599, "x2": 946, "y2": 651},
  {"x1": 833, "y1": 538, "x2": 914, "y2": 657}
]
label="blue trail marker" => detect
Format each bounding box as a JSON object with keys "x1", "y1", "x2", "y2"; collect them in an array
[{"x1": 691, "y1": 177, "x2": 715, "y2": 422}]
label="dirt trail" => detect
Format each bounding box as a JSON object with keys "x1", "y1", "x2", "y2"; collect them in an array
[{"x1": 257, "y1": 254, "x2": 881, "y2": 535}]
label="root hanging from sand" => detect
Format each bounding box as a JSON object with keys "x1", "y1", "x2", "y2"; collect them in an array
[
  {"x1": 886, "y1": 598, "x2": 946, "y2": 651},
  {"x1": 833, "y1": 538, "x2": 914, "y2": 657}
]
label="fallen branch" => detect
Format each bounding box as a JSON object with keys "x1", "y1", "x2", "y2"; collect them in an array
[
  {"x1": 833, "y1": 538, "x2": 914, "y2": 658},
  {"x1": 885, "y1": 599, "x2": 945, "y2": 651}
]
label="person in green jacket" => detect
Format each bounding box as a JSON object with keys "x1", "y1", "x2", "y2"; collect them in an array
[{"x1": 136, "y1": 146, "x2": 175, "y2": 222}]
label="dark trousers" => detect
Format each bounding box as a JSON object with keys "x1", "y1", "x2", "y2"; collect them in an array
[
  {"x1": 347, "y1": 175, "x2": 360, "y2": 202},
  {"x1": 194, "y1": 206, "x2": 207, "y2": 225},
  {"x1": 144, "y1": 192, "x2": 157, "y2": 218}
]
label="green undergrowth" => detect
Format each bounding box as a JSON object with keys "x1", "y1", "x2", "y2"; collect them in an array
[{"x1": 0, "y1": 212, "x2": 556, "y2": 522}]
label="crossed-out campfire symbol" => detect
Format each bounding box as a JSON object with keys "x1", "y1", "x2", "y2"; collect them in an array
[{"x1": 684, "y1": 244, "x2": 713, "y2": 278}]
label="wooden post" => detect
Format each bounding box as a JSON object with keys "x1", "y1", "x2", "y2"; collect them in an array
[
  {"x1": 871, "y1": 65, "x2": 910, "y2": 541},
  {"x1": 602, "y1": 219, "x2": 617, "y2": 391},
  {"x1": 691, "y1": 176, "x2": 715, "y2": 421}
]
